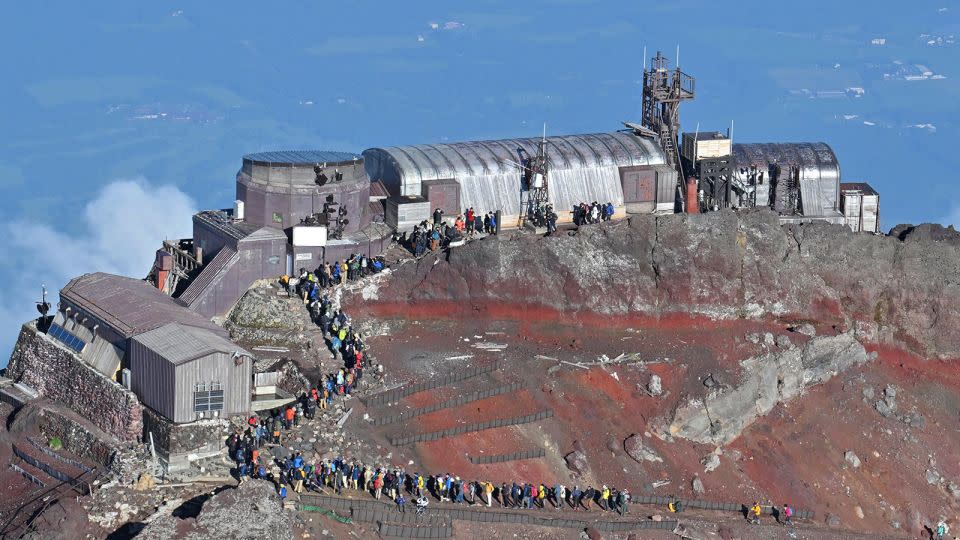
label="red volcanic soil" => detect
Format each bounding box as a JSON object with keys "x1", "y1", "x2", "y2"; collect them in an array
[{"x1": 353, "y1": 307, "x2": 960, "y2": 538}]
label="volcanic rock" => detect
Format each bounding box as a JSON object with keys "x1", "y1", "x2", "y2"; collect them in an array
[
  {"x1": 137, "y1": 480, "x2": 294, "y2": 540},
  {"x1": 358, "y1": 210, "x2": 960, "y2": 359},
  {"x1": 565, "y1": 450, "x2": 589, "y2": 476},
  {"x1": 624, "y1": 434, "x2": 663, "y2": 463},
  {"x1": 692, "y1": 474, "x2": 705, "y2": 495},
  {"x1": 701, "y1": 452, "x2": 721, "y2": 473},
  {"x1": 647, "y1": 374, "x2": 663, "y2": 396},
  {"x1": 794, "y1": 323, "x2": 816, "y2": 336},
  {"x1": 669, "y1": 333, "x2": 870, "y2": 444}
]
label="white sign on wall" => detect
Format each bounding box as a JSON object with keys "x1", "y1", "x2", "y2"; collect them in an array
[
  {"x1": 292, "y1": 225, "x2": 327, "y2": 247},
  {"x1": 295, "y1": 252, "x2": 313, "y2": 261}
]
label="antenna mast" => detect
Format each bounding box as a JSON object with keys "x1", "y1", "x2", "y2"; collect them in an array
[
  {"x1": 517, "y1": 126, "x2": 550, "y2": 228},
  {"x1": 640, "y1": 50, "x2": 695, "y2": 176}
]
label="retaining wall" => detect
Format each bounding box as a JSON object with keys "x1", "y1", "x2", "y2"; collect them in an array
[
  {"x1": 11, "y1": 443, "x2": 91, "y2": 495},
  {"x1": 38, "y1": 406, "x2": 117, "y2": 468},
  {"x1": 142, "y1": 406, "x2": 230, "y2": 472},
  {"x1": 6, "y1": 323, "x2": 142, "y2": 442}
]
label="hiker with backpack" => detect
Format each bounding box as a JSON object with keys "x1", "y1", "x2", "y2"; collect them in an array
[
  {"x1": 750, "y1": 502, "x2": 762, "y2": 524},
  {"x1": 781, "y1": 503, "x2": 794, "y2": 526}
]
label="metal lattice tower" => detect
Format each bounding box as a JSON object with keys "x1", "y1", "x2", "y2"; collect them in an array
[
  {"x1": 641, "y1": 51, "x2": 695, "y2": 175},
  {"x1": 517, "y1": 134, "x2": 550, "y2": 228}
]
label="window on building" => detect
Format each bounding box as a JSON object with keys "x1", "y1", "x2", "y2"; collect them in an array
[
  {"x1": 272, "y1": 212, "x2": 283, "y2": 224},
  {"x1": 194, "y1": 381, "x2": 224, "y2": 412},
  {"x1": 48, "y1": 323, "x2": 86, "y2": 353}
]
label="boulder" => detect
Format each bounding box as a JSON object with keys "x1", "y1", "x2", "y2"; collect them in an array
[
  {"x1": 775, "y1": 334, "x2": 792, "y2": 349},
  {"x1": 624, "y1": 434, "x2": 663, "y2": 463},
  {"x1": 565, "y1": 450, "x2": 589, "y2": 476},
  {"x1": 701, "y1": 452, "x2": 721, "y2": 473},
  {"x1": 844, "y1": 451, "x2": 861, "y2": 469},
  {"x1": 691, "y1": 475, "x2": 705, "y2": 495},
  {"x1": 947, "y1": 482, "x2": 960, "y2": 500},
  {"x1": 794, "y1": 323, "x2": 816, "y2": 337},
  {"x1": 133, "y1": 473, "x2": 156, "y2": 491},
  {"x1": 647, "y1": 374, "x2": 663, "y2": 396},
  {"x1": 669, "y1": 333, "x2": 870, "y2": 444}
]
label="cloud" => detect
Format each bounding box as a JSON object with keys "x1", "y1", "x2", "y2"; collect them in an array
[{"x1": 0, "y1": 179, "x2": 196, "y2": 365}]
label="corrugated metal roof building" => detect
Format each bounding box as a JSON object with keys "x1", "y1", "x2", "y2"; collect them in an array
[
  {"x1": 60, "y1": 273, "x2": 226, "y2": 344},
  {"x1": 732, "y1": 142, "x2": 842, "y2": 219},
  {"x1": 362, "y1": 132, "x2": 669, "y2": 222},
  {"x1": 53, "y1": 272, "x2": 229, "y2": 379},
  {"x1": 129, "y1": 323, "x2": 253, "y2": 424}
]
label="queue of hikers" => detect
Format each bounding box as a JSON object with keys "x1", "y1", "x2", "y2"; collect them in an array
[
  {"x1": 572, "y1": 201, "x2": 614, "y2": 226},
  {"x1": 396, "y1": 206, "x2": 498, "y2": 257},
  {"x1": 282, "y1": 254, "x2": 388, "y2": 299}
]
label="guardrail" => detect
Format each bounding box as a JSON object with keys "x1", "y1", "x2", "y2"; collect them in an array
[
  {"x1": 298, "y1": 493, "x2": 678, "y2": 534},
  {"x1": 12, "y1": 443, "x2": 91, "y2": 495},
  {"x1": 373, "y1": 381, "x2": 525, "y2": 426},
  {"x1": 27, "y1": 437, "x2": 95, "y2": 474},
  {"x1": 389, "y1": 410, "x2": 553, "y2": 446},
  {"x1": 363, "y1": 360, "x2": 505, "y2": 406},
  {"x1": 468, "y1": 448, "x2": 545, "y2": 465}
]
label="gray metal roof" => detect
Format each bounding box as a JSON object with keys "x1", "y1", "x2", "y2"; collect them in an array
[
  {"x1": 60, "y1": 273, "x2": 226, "y2": 339},
  {"x1": 177, "y1": 247, "x2": 240, "y2": 307},
  {"x1": 131, "y1": 322, "x2": 251, "y2": 366},
  {"x1": 243, "y1": 150, "x2": 361, "y2": 166},
  {"x1": 363, "y1": 132, "x2": 666, "y2": 215},
  {"x1": 194, "y1": 210, "x2": 264, "y2": 242},
  {"x1": 366, "y1": 132, "x2": 664, "y2": 180},
  {"x1": 840, "y1": 182, "x2": 878, "y2": 196}
]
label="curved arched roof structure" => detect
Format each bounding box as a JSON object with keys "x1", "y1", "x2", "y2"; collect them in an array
[
  {"x1": 363, "y1": 132, "x2": 667, "y2": 217},
  {"x1": 732, "y1": 142, "x2": 840, "y2": 216}
]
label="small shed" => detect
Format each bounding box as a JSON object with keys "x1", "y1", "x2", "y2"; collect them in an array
[
  {"x1": 840, "y1": 182, "x2": 880, "y2": 233},
  {"x1": 129, "y1": 323, "x2": 253, "y2": 424}
]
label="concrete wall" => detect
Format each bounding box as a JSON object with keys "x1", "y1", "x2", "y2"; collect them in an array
[
  {"x1": 237, "y1": 173, "x2": 372, "y2": 233},
  {"x1": 6, "y1": 323, "x2": 143, "y2": 442}
]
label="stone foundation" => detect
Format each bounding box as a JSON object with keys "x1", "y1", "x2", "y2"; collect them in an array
[
  {"x1": 6, "y1": 322, "x2": 143, "y2": 442},
  {"x1": 142, "y1": 406, "x2": 230, "y2": 473}
]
